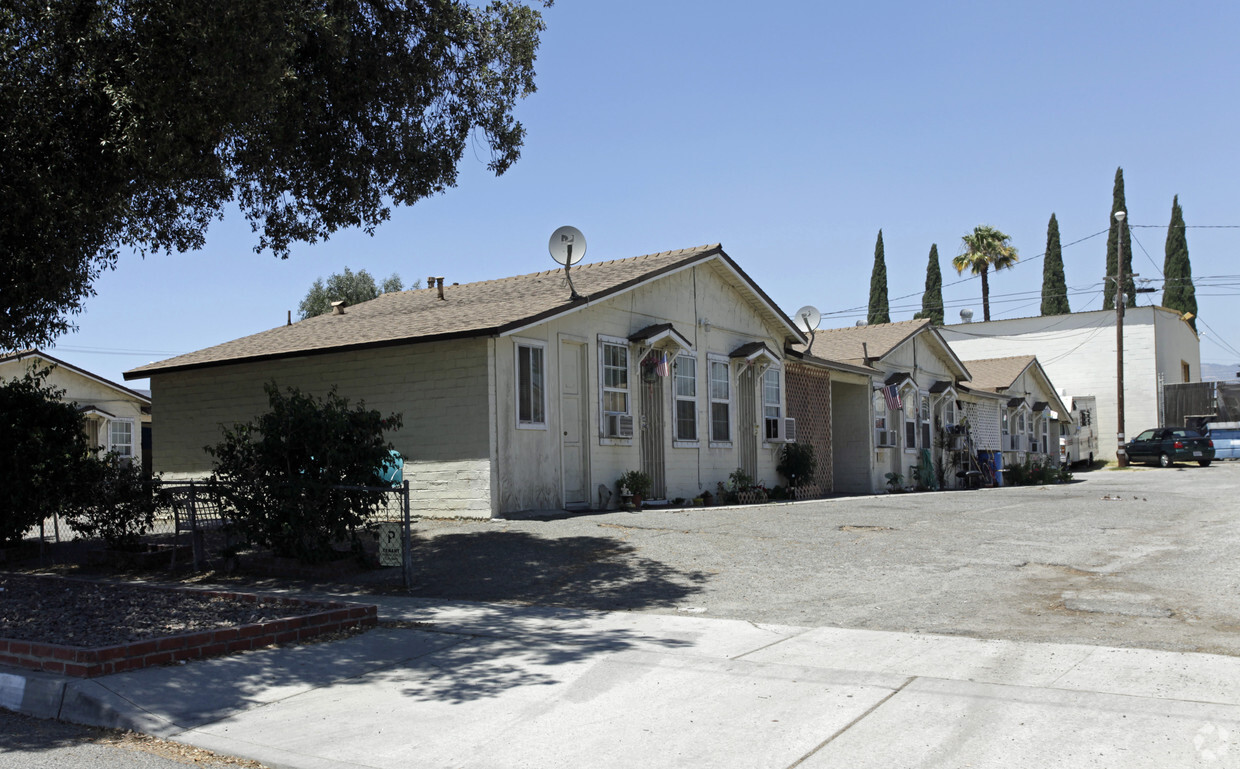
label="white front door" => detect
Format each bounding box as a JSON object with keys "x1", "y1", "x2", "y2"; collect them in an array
[{"x1": 559, "y1": 338, "x2": 589, "y2": 507}]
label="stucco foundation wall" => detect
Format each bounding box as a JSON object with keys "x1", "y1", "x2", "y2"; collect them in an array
[{"x1": 149, "y1": 340, "x2": 493, "y2": 518}]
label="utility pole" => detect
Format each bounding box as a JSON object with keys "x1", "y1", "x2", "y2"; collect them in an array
[{"x1": 1115, "y1": 210, "x2": 1128, "y2": 467}]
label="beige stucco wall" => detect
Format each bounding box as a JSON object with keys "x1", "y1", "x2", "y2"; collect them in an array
[
  {"x1": 149, "y1": 340, "x2": 493, "y2": 518},
  {"x1": 493, "y1": 261, "x2": 795, "y2": 511},
  {"x1": 0, "y1": 357, "x2": 146, "y2": 464},
  {"x1": 941, "y1": 307, "x2": 1198, "y2": 459}
]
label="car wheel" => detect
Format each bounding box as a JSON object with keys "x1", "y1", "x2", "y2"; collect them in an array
[
  {"x1": 1159, "y1": 453, "x2": 1172, "y2": 468},
  {"x1": 1198, "y1": 459, "x2": 1212, "y2": 467}
]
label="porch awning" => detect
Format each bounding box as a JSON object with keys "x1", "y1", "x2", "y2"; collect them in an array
[
  {"x1": 1007, "y1": 398, "x2": 1027, "y2": 408},
  {"x1": 77, "y1": 405, "x2": 116, "y2": 419},
  {"x1": 629, "y1": 323, "x2": 694, "y2": 351},
  {"x1": 729, "y1": 341, "x2": 780, "y2": 366}
]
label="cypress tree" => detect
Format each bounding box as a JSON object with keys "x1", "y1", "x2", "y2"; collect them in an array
[
  {"x1": 1103, "y1": 167, "x2": 1136, "y2": 310},
  {"x1": 914, "y1": 244, "x2": 944, "y2": 324},
  {"x1": 1040, "y1": 213, "x2": 1070, "y2": 315},
  {"x1": 868, "y1": 229, "x2": 890, "y2": 325},
  {"x1": 1162, "y1": 195, "x2": 1197, "y2": 331}
]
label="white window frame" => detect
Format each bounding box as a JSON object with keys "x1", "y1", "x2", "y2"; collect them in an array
[
  {"x1": 108, "y1": 418, "x2": 135, "y2": 458},
  {"x1": 903, "y1": 387, "x2": 917, "y2": 453},
  {"x1": 673, "y1": 353, "x2": 699, "y2": 446},
  {"x1": 708, "y1": 354, "x2": 732, "y2": 447},
  {"x1": 919, "y1": 392, "x2": 931, "y2": 451},
  {"x1": 874, "y1": 393, "x2": 890, "y2": 447},
  {"x1": 762, "y1": 364, "x2": 783, "y2": 444},
  {"x1": 942, "y1": 397, "x2": 956, "y2": 428},
  {"x1": 598, "y1": 335, "x2": 632, "y2": 444},
  {"x1": 1041, "y1": 416, "x2": 1050, "y2": 453},
  {"x1": 514, "y1": 338, "x2": 547, "y2": 430}
]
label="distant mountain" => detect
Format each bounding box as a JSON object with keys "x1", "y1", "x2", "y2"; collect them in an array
[{"x1": 1202, "y1": 362, "x2": 1240, "y2": 382}]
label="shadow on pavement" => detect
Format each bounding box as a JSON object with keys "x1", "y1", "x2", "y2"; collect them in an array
[{"x1": 405, "y1": 531, "x2": 709, "y2": 611}]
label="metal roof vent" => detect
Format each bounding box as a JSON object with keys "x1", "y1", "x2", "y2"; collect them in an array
[
  {"x1": 960, "y1": 308, "x2": 974, "y2": 323},
  {"x1": 855, "y1": 319, "x2": 868, "y2": 327},
  {"x1": 331, "y1": 301, "x2": 347, "y2": 315}
]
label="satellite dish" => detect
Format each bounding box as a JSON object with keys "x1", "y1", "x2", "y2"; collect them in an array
[
  {"x1": 549, "y1": 226, "x2": 586, "y2": 266},
  {"x1": 793, "y1": 305, "x2": 821, "y2": 334}
]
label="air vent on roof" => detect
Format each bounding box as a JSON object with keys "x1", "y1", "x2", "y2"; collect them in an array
[
  {"x1": 331, "y1": 301, "x2": 346, "y2": 315},
  {"x1": 960, "y1": 308, "x2": 974, "y2": 323}
]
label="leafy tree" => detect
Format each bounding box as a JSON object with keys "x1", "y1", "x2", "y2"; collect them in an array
[
  {"x1": 0, "y1": 367, "x2": 94, "y2": 545},
  {"x1": 299, "y1": 268, "x2": 413, "y2": 319},
  {"x1": 1040, "y1": 213, "x2": 1070, "y2": 315},
  {"x1": 953, "y1": 225, "x2": 1019, "y2": 322},
  {"x1": 1, "y1": 1, "x2": 549, "y2": 350},
  {"x1": 208, "y1": 382, "x2": 403, "y2": 563},
  {"x1": 1162, "y1": 195, "x2": 1197, "y2": 331},
  {"x1": 868, "y1": 230, "x2": 891, "y2": 325},
  {"x1": 913, "y1": 244, "x2": 944, "y2": 324},
  {"x1": 1103, "y1": 167, "x2": 1136, "y2": 310}
]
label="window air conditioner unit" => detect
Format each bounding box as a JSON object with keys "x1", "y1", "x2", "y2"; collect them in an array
[{"x1": 783, "y1": 418, "x2": 797, "y2": 443}]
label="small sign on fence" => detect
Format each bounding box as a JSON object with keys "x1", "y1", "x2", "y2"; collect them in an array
[{"x1": 377, "y1": 522, "x2": 402, "y2": 567}]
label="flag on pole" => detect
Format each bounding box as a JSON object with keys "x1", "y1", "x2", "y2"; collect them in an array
[
  {"x1": 883, "y1": 384, "x2": 902, "y2": 411},
  {"x1": 656, "y1": 351, "x2": 670, "y2": 377}
]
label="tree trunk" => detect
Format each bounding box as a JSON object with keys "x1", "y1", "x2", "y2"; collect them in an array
[{"x1": 981, "y1": 267, "x2": 991, "y2": 321}]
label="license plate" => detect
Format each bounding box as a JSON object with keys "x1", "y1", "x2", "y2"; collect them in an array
[{"x1": 1193, "y1": 451, "x2": 1202, "y2": 457}]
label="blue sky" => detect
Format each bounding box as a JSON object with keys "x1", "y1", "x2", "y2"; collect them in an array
[{"x1": 48, "y1": 1, "x2": 1240, "y2": 388}]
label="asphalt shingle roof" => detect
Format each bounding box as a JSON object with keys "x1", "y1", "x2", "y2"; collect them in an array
[
  {"x1": 797, "y1": 318, "x2": 932, "y2": 366},
  {"x1": 126, "y1": 243, "x2": 800, "y2": 379},
  {"x1": 960, "y1": 355, "x2": 1037, "y2": 393}
]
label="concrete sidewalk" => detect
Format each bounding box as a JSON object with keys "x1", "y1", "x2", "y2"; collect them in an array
[{"x1": 4, "y1": 596, "x2": 1240, "y2": 768}]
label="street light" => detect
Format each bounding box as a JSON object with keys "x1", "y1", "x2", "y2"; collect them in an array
[{"x1": 1115, "y1": 210, "x2": 1128, "y2": 468}]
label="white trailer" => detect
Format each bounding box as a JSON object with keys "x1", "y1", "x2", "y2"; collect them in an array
[{"x1": 1059, "y1": 395, "x2": 1099, "y2": 467}]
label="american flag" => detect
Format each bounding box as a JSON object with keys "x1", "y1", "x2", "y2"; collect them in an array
[
  {"x1": 655, "y1": 352, "x2": 670, "y2": 377},
  {"x1": 882, "y1": 384, "x2": 902, "y2": 411}
]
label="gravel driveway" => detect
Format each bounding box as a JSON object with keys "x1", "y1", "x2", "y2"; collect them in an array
[{"x1": 405, "y1": 462, "x2": 1240, "y2": 656}]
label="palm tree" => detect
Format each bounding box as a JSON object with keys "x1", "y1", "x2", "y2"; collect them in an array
[{"x1": 953, "y1": 225, "x2": 1019, "y2": 322}]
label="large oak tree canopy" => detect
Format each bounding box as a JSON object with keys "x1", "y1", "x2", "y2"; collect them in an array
[{"x1": 1, "y1": 0, "x2": 548, "y2": 349}]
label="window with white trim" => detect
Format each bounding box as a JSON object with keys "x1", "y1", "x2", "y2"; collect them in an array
[
  {"x1": 108, "y1": 419, "x2": 134, "y2": 458},
  {"x1": 763, "y1": 367, "x2": 782, "y2": 441},
  {"x1": 515, "y1": 340, "x2": 546, "y2": 427},
  {"x1": 1041, "y1": 416, "x2": 1049, "y2": 453},
  {"x1": 919, "y1": 393, "x2": 931, "y2": 450},
  {"x1": 709, "y1": 358, "x2": 730, "y2": 443},
  {"x1": 904, "y1": 397, "x2": 917, "y2": 451},
  {"x1": 875, "y1": 394, "x2": 888, "y2": 446},
  {"x1": 600, "y1": 338, "x2": 630, "y2": 438},
  {"x1": 673, "y1": 354, "x2": 697, "y2": 442},
  {"x1": 943, "y1": 398, "x2": 956, "y2": 428}
]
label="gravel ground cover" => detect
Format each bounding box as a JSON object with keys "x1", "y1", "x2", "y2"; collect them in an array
[{"x1": 0, "y1": 574, "x2": 323, "y2": 647}]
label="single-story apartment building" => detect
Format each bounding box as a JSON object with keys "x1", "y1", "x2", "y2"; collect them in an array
[
  {"x1": 125, "y1": 244, "x2": 815, "y2": 518},
  {"x1": 1, "y1": 350, "x2": 151, "y2": 471}
]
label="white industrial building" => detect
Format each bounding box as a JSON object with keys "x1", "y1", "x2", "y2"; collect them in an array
[{"x1": 939, "y1": 306, "x2": 1200, "y2": 461}]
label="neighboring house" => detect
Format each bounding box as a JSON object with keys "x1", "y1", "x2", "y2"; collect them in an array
[
  {"x1": 958, "y1": 355, "x2": 1069, "y2": 469},
  {"x1": 796, "y1": 319, "x2": 972, "y2": 493},
  {"x1": 940, "y1": 306, "x2": 1200, "y2": 460},
  {"x1": 124, "y1": 244, "x2": 809, "y2": 518},
  {"x1": 0, "y1": 350, "x2": 150, "y2": 469}
]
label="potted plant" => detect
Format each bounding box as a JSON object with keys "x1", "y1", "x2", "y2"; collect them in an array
[
  {"x1": 885, "y1": 471, "x2": 904, "y2": 493},
  {"x1": 617, "y1": 470, "x2": 652, "y2": 509}
]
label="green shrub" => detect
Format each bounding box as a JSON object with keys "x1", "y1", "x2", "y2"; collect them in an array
[
  {"x1": 66, "y1": 456, "x2": 166, "y2": 551},
  {"x1": 208, "y1": 382, "x2": 402, "y2": 564},
  {"x1": 616, "y1": 470, "x2": 652, "y2": 497},
  {"x1": 776, "y1": 443, "x2": 816, "y2": 488}
]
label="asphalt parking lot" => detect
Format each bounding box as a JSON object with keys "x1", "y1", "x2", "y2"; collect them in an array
[{"x1": 407, "y1": 462, "x2": 1240, "y2": 656}]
